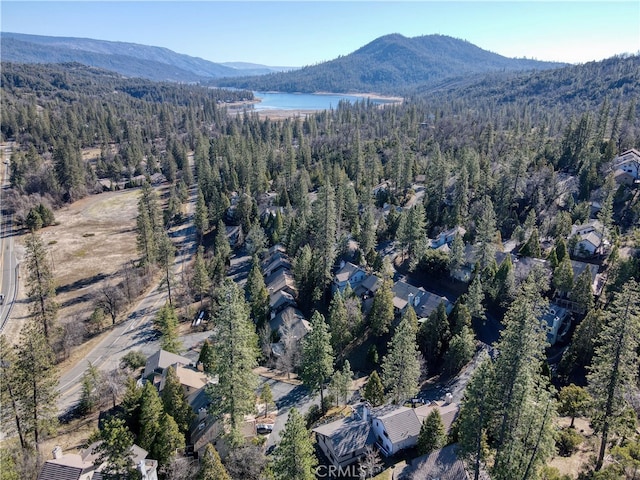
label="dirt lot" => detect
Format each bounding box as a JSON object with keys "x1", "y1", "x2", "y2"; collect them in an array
[{"x1": 14, "y1": 189, "x2": 140, "y2": 327}]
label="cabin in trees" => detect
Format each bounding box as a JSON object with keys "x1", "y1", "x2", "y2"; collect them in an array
[
  {"x1": 392, "y1": 280, "x2": 453, "y2": 318},
  {"x1": 394, "y1": 444, "x2": 470, "y2": 480},
  {"x1": 38, "y1": 444, "x2": 158, "y2": 480},
  {"x1": 144, "y1": 349, "x2": 193, "y2": 382},
  {"x1": 313, "y1": 401, "x2": 459, "y2": 468},
  {"x1": 429, "y1": 226, "x2": 466, "y2": 249},
  {"x1": 612, "y1": 148, "x2": 640, "y2": 182},
  {"x1": 333, "y1": 261, "x2": 367, "y2": 293},
  {"x1": 313, "y1": 404, "x2": 375, "y2": 468},
  {"x1": 570, "y1": 220, "x2": 609, "y2": 257},
  {"x1": 541, "y1": 304, "x2": 571, "y2": 346}
]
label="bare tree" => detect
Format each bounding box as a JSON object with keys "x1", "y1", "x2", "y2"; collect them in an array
[
  {"x1": 99, "y1": 283, "x2": 126, "y2": 325},
  {"x1": 275, "y1": 317, "x2": 301, "y2": 380},
  {"x1": 359, "y1": 446, "x2": 383, "y2": 479},
  {"x1": 100, "y1": 368, "x2": 126, "y2": 409}
]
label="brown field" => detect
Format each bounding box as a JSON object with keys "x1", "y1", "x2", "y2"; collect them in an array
[{"x1": 15, "y1": 189, "x2": 140, "y2": 327}]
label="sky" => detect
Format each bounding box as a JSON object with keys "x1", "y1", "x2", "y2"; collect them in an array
[{"x1": 2, "y1": 1, "x2": 639, "y2": 67}]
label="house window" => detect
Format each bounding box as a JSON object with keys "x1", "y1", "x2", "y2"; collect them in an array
[{"x1": 383, "y1": 430, "x2": 389, "y2": 438}]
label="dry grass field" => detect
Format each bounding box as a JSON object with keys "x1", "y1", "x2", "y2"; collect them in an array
[{"x1": 13, "y1": 189, "x2": 141, "y2": 330}]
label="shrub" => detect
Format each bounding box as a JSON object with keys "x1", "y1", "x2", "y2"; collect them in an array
[
  {"x1": 556, "y1": 427, "x2": 583, "y2": 457},
  {"x1": 121, "y1": 351, "x2": 147, "y2": 371}
]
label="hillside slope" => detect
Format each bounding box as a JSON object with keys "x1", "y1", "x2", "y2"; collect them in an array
[
  {"x1": 214, "y1": 33, "x2": 565, "y2": 94},
  {"x1": 1, "y1": 32, "x2": 241, "y2": 81}
]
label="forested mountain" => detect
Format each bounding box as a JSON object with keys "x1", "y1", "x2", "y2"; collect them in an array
[
  {"x1": 1, "y1": 32, "x2": 288, "y2": 82},
  {"x1": 214, "y1": 33, "x2": 565, "y2": 94},
  {"x1": 418, "y1": 54, "x2": 640, "y2": 113}
]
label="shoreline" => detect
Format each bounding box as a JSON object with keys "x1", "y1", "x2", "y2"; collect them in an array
[{"x1": 225, "y1": 91, "x2": 402, "y2": 119}]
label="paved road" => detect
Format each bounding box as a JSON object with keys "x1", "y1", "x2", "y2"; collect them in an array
[
  {"x1": 57, "y1": 169, "x2": 201, "y2": 413},
  {"x1": 257, "y1": 376, "x2": 318, "y2": 449},
  {"x1": 0, "y1": 143, "x2": 19, "y2": 334}
]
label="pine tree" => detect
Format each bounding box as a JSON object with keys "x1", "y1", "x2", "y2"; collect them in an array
[
  {"x1": 418, "y1": 302, "x2": 450, "y2": 364},
  {"x1": 362, "y1": 371, "x2": 385, "y2": 407},
  {"x1": 157, "y1": 232, "x2": 176, "y2": 306},
  {"x1": 194, "y1": 188, "x2": 209, "y2": 244},
  {"x1": 136, "y1": 182, "x2": 162, "y2": 268},
  {"x1": 78, "y1": 362, "x2": 102, "y2": 415},
  {"x1": 197, "y1": 444, "x2": 231, "y2": 480},
  {"x1": 557, "y1": 384, "x2": 591, "y2": 428},
  {"x1": 0, "y1": 336, "x2": 26, "y2": 449},
  {"x1": 490, "y1": 277, "x2": 557, "y2": 480},
  {"x1": 475, "y1": 195, "x2": 498, "y2": 269},
  {"x1": 466, "y1": 275, "x2": 486, "y2": 320},
  {"x1": 369, "y1": 279, "x2": 394, "y2": 336},
  {"x1": 587, "y1": 280, "x2": 640, "y2": 471},
  {"x1": 300, "y1": 311, "x2": 334, "y2": 412},
  {"x1": 417, "y1": 409, "x2": 446, "y2": 455},
  {"x1": 570, "y1": 267, "x2": 594, "y2": 313},
  {"x1": 161, "y1": 366, "x2": 194, "y2": 434},
  {"x1": 14, "y1": 320, "x2": 59, "y2": 452},
  {"x1": 137, "y1": 382, "x2": 164, "y2": 452},
  {"x1": 198, "y1": 339, "x2": 215, "y2": 374},
  {"x1": 260, "y1": 384, "x2": 274, "y2": 417},
  {"x1": 443, "y1": 325, "x2": 476, "y2": 376},
  {"x1": 192, "y1": 246, "x2": 211, "y2": 309},
  {"x1": 553, "y1": 255, "x2": 574, "y2": 294},
  {"x1": 154, "y1": 302, "x2": 182, "y2": 354},
  {"x1": 93, "y1": 416, "x2": 135, "y2": 478},
  {"x1": 493, "y1": 254, "x2": 516, "y2": 305},
  {"x1": 457, "y1": 357, "x2": 495, "y2": 480},
  {"x1": 448, "y1": 232, "x2": 466, "y2": 277},
  {"x1": 151, "y1": 412, "x2": 184, "y2": 467},
  {"x1": 327, "y1": 290, "x2": 351, "y2": 351},
  {"x1": 309, "y1": 183, "x2": 337, "y2": 290},
  {"x1": 272, "y1": 408, "x2": 317, "y2": 480},
  {"x1": 382, "y1": 317, "x2": 420, "y2": 404},
  {"x1": 24, "y1": 234, "x2": 58, "y2": 340},
  {"x1": 329, "y1": 360, "x2": 353, "y2": 406},
  {"x1": 245, "y1": 257, "x2": 269, "y2": 326},
  {"x1": 206, "y1": 280, "x2": 259, "y2": 444}
]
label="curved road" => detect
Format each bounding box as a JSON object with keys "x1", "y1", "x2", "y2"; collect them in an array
[{"x1": 57, "y1": 169, "x2": 202, "y2": 413}]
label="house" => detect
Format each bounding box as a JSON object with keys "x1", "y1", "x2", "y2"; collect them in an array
[
  {"x1": 614, "y1": 169, "x2": 637, "y2": 186},
  {"x1": 190, "y1": 410, "x2": 257, "y2": 457},
  {"x1": 313, "y1": 405, "x2": 376, "y2": 468},
  {"x1": 394, "y1": 444, "x2": 470, "y2": 480},
  {"x1": 265, "y1": 270, "x2": 297, "y2": 297},
  {"x1": 159, "y1": 364, "x2": 212, "y2": 405},
  {"x1": 430, "y1": 226, "x2": 466, "y2": 249},
  {"x1": 38, "y1": 444, "x2": 158, "y2": 480},
  {"x1": 392, "y1": 281, "x2": 427, "y2": 314},
  {"x1": 541, "y1": 304, "x2": 571, "y2": 346},
  {"x1": 262, "y1": 253, "x2": 292, "y2": 279},
  {"x1": 392, "y1": 281, "x2": 452, "y2": 318},
  {"x1": 415, "y1": 291, "x2": 453, "y2": 319},
  {"x1": 371, "y1": 404, "x2": 422, "y2": 456},
  {"x1": 38, "y1": 447, "x2": 96, "y2": 480},
  {"x1": 270, "y1": 306, "x2": 311, "y2": 340},
  {"x1": 269, "y1": 289, "x2": 297, "y2": 318},
  {"x1": 571, "y1": 223, "x2": 609, "y2": 257},
  {"x1": 613, "y1": 148, "x2": 640, "y2": 179},
  {"x1": 333, "y1": 262, "x2": 367, "y2": 293},
  {"x1": 144, "y1": 349, "x2": 192, "y2": 379},
  {"x1": 355, "y1": 274, "x2": 382, "y2": 298},
  {"x1": 414, "y1": 401, "x2": 459, "y2": 432}
]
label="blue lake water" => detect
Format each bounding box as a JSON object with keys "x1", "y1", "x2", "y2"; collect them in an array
[{"x1": 252, "y1": 91, "x2": 397, "y2": 111}]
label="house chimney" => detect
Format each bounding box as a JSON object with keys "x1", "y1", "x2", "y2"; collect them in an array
[
  {"x1": 444, "y1": 392, "x2": 453, "y2": 405},
  {"x1": 52, "y1": 446, "x2": 63, "y2": 459},
  {"x1": 138, "y1": 460, "x2": 147, "y2": 479}
]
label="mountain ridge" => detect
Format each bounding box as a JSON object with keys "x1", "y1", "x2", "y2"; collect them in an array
[{"x1": 214, "y1": 33, "x2": 567, "y2": 94}]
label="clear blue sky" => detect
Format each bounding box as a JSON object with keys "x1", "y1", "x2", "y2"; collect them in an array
[{"x1": 2, "y1": 1, "x2": 639, "y2": 66}]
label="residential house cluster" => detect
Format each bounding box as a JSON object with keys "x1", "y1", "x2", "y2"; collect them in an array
[
  {"x1": 612, "y1": 148, "x2": 640, "y2": 186},
  {"x1": 332, "y1": 261, "x2": 452, "y2": 322},
  {"x1": 263, "y1": 244, "x2": 311, "y2": 350},
  {"x1": 313, "y1": 399, "x2": 459, "y2": 469},
  {"x1": 570, "y1": 219, "x2": 610, "y2": 258},
  {"x1": 38, "y1": 444, "x2": 158, "y2": 480}
]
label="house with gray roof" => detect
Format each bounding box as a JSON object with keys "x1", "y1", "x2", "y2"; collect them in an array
[
  {"x1": 144, "y1": 349, "x2": 192, "y2": 379},
  {"x1": 270, "y1": 306, "x2": 311, "y2": 341},
  {"x1": 265, "y1": 270, "x2": 297, "y2": 297},
  {"x1": 370, "y1": 405, "x2": 422, "y2": 456},
  {"x1": 333, "y1": 262, "x2": 367, "y2": 293},
  {"x1": 395, "y1": 444, "x2": 470, "y2": 480},
  {"x1": 313, "y1": 407, "x2": 376, "y2": 468}
]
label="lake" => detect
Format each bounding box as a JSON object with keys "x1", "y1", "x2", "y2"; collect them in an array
[{"x1": 251, "y1": 91, "x2": 398, "y2": 111}]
